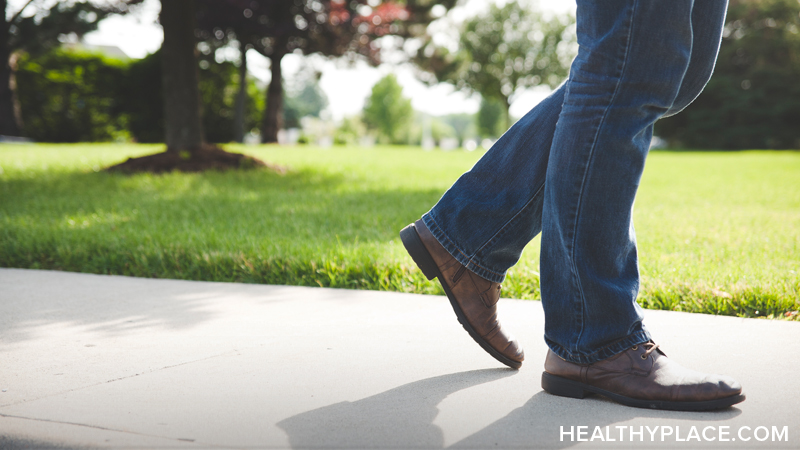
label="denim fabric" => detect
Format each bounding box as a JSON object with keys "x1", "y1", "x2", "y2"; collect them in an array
[{"x1": 422, "y1": 0, "x2": 728, "y2": 364}]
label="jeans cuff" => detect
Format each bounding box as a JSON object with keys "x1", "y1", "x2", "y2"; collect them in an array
[
  {"x1": 421, "y1": 213, "x2": 507, "y2": 284},
  {"x1": 545, "y1": 328, "x2": 652, "y2": 364}
]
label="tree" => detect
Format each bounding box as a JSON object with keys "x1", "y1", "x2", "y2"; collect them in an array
[
  {"x1": 440, "y1": 113, "x2": 475, "y2": 145},
  {"x1": 0, "y1": 0, "x2": 135, "y2": 136},
  {"x1": 476, "y1": 96, "x2": 506, "y2": 139},
  {"x1": 197, "y1": 49, "x2": 263, "y2": 143},
  {"x1": 427, "y1": 116, "x2": 456, "y2": 144},
  {"x1": 363, "y1": 73, "x2": 412, "y2": 144},
  {"x1": 195, "y1": 0, "x2": 459, "y2": 143},
  {"x1": 160, "y1": 0, "x2": 203, "y2": 151},
  {"x1": 415, "y1": 1, "x2": 574, "y2": 129},
  {"x1": 110, "y1": 0, "x2": 268, "y2": 172},
  {"x1": 333, "y1": 115, "x2": 366, "y2": 145},
  {"x1": 655, "y1": 0, "x2": 800, "y2": 149},
  {"x1": 283, "y1": 77, "x2": 329, "y2": 130},
  {"x1": 123, "y1": 51, "x2": 164, "y2": 143},
  {"x1": 282, "y1": 63, "x2": 328, "y2": 130}
]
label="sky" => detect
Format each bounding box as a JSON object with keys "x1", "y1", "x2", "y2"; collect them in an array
[{"x1": 8, "y1": 0, "x2": 576, "y2": 120}]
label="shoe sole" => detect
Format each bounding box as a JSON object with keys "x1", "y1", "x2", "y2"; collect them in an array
[
  {"x1": 400, "y1": 223, "x2": 522, "y2": 370},
  {"x1": 541, "y1": 371, "x2": 746, "y2": 411}
]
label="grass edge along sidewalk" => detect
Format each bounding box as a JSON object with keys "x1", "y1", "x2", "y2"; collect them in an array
[{"x1": 0, "y1": 143, "x2": 798, "y2": 320}]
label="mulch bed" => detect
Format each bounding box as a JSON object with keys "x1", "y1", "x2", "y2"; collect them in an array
[{"x1": 107, "y1": 145, "x2": 286, "y2": 174}]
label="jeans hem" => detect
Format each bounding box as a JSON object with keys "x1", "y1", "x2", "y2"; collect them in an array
[
  {"x1": 421, "y1": 213, "x2": 507, "y2": 284},
  {"x1": 545, "y1": 328, "x2": 651, "y2": 364}
]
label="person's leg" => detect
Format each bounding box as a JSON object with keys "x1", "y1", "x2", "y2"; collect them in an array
[
  {"x1": 540, "y1": 0, "x2": 691, "y2": 363},
  {"x1": 540, "y1": 0, "x2": 728, "y2": 365},
  {"x1": 417, "y1": 0, "x2": 727, "y2": 285},
  {"x1": 401, "y1": 0, "x2": 739, "y2": 385},
  {"x1": 400, "y1": 87, "x2": 565, "y2": 368},
  {"x1": 667, "y1": 0, "x2": 729, "y2": 118},
  {"x1": 420, "y1": 86, "x2": 565, "y2": 284},
  {"x1": 539, "y1": 0, "x2": 743, "y2": 410}
]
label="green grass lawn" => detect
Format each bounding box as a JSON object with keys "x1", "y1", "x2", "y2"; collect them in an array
[{"x1": 1, "y1": 143, "x2": 798, "y2": 319}]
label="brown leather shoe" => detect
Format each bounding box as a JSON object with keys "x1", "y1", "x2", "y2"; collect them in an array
[
  {"x1": 400, "y1": 219, "x2": 524, "y2": 369},
  {"x1": 542, "y1": 341, "x2": 745, "y2": 411}
]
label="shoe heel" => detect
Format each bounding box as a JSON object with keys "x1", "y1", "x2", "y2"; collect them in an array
[
  {"x1": 541, "y1": 372, "x2": 588, "y2": 399},
  {"x1": 399, "y1": 224, "x2": 439, "y2": 281}
]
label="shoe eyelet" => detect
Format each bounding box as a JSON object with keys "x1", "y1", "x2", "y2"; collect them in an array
[
  {"x1": 641, "y1": 354, "x2": 647, "y2": 360},
  {"x1": 631, "y1": 345, "x2": 638, "y2": 351}
]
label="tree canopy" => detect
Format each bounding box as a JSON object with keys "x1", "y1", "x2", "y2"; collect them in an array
[
  {"x1": 414, "y1": 1, "x2": 574, "y2": 129},
  {"x1": 476, "y1": 97, "x2": 506, "y2": 139},
  {"x1": 195, "y1": 0, "x2": 458, "y2": 142},
  {"x1": 655, "y1": 0, "x2": 800, "y2": 149},
  {"x1": 284, "y1": 70, "x2": 329, "y2": 129},
  {"x1": 363, "y1": 73, "x2": 412, "y2": 144}
]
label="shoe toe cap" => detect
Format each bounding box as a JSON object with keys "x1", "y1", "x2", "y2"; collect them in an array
[
  {"x1": 504, "y1": 338, "x2": 524, "y2": 363},
  {"x1": 716, "y1": 375, "x2": 742, "y2": 396},
  {"x1": 692, "y1": 374, "x2": 742, "y2": 400}
]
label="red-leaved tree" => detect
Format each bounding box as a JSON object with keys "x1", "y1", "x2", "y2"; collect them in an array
[{"x1": 196, "y1": 0, "x2": 457, "y2": 143}]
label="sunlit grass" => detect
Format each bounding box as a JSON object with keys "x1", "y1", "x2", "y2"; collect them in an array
[{"x1": 0, "y1": 143, "x2": 798, "y2": 319}]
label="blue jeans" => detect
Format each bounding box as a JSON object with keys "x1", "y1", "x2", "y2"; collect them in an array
[{"x1": 422, "y1": 0, "x2": 728, "y2": 364}]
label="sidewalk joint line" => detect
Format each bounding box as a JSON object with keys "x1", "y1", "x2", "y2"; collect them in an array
[
  {"x1": 0, "y1": 350, "x2": 240, "y2": 409},
  {"x1": 0, "y1": 412, "x2": 227, "y2": 448}
]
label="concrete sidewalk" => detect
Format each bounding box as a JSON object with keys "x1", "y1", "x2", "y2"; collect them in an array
[{"x1": 1, "y1": 268, "x2": 797, "y2": 449}]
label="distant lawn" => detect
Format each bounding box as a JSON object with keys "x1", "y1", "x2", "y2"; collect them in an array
[{"x1": 1, "y1": 143, "x2": 798, "y2": 319}]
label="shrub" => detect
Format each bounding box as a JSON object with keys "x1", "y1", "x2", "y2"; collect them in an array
[{"x1": 16, "y1": 48, "x2": 129, "y2": 142}]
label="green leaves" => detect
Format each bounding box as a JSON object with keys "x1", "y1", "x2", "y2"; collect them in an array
[
  {"x1": 15, "y1": 47, "x2": 265, "y2": 144},
  {"x1": 362, "y1": 74, "x2": 413, "y2": 144},
  {"x1": 656, "y1": 0, "x2": 800, "y2": 149},
  {"x1": 16, "y1": 49, "x2": 129, "y2": 143},
  {"x1": 7, "y1": 1, "x2": 125, "y2": 56},
  {"x1": 415, "y1": 1, "x2": 575, "y2": 119}
]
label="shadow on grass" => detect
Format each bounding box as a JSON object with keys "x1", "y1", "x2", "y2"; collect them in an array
[
  {"x1": 0, "y1": 165, "x2": 442, "y2": 241},
  {"x1": 0, "y1": 166, "x2": 445, "y2": 286},
  {"x1": 2, "y1": 165, "x2": 796, "y2": 320}
]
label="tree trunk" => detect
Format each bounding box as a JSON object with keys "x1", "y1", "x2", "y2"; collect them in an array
[
  {"x1": 107, "y1": 0, "x2": 276, "y2": 173},
  {"x1": 0, "y1": 0, "x2": 21, "y2": 137},
  {"x1": 501, "y1": 96, "x2": 511, "y2": 131},
  {"x1": 261, "y1": 51, "x2": 285, "y2": 144},
  {"x1": 160, "y1": 0, "x2": 204, "y2": 152},
  {"x1": 233, "y1": 44, "x2": 247, "y2": 143}
]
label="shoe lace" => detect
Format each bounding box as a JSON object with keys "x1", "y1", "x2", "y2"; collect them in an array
[{"x1": 642, "y1": 342, "x2": 660, "y2": 358}]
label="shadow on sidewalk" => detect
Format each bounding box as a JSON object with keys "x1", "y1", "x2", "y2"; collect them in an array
[
  {"x1": 278, "y1": 368, "x2": 517, "y2": 448},
  {"x1": 278, "y1": 369, "x2": 742, "y2": 449},
  {"x1": 0, "y1": 435, "x2": 96, "y2": 450},
  {"x1": 0, "y1": 268, "x2": 306, "y2": 346}
]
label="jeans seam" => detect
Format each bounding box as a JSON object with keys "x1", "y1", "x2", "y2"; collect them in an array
[
  {"x1": 664, "y1": 2, "x2": 720, "y2": 118},
  {"x1": 467, "y1": 118, "x2": 548, "y2": 265},
  {"x1": 472, "y1": 181, "x2": 546, "y2": 265},
  {"x1": 428, "y1": 182, "x2": 545, "y2": 282},
  {"x1": 423, "y1": 214, "x2": 506, "y2": 280},
  {"x1": 567, "y1": 0, "x2": 637, "y2": 353},
  {"x1": 430, "y1": 122, "x2": 547, "y2": 281}
]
